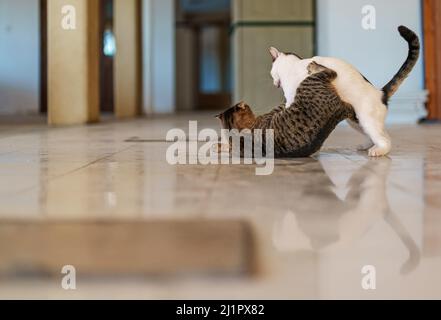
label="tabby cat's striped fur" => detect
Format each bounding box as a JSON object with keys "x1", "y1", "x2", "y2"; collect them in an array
[{"x1": 217, "y1": 62, "x2": 356, "y2": 158}]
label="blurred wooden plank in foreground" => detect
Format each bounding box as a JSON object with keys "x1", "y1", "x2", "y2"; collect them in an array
[{"x1": 0, "y1": 221, "x2": 253, "y2": 278}]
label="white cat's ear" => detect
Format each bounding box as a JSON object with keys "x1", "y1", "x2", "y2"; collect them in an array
[
  {"x1": 269, "y1": 47, "x2": 281, "y2": 62},
  {"x1": 237, "y1": 101, "x2": 247, "y2": 109}
]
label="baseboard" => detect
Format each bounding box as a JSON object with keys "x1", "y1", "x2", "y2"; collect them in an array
[{"x1": 386, "y1": 90, "x2": 428, "y2": 125}]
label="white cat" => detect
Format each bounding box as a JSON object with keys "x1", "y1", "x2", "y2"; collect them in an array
[{"x1": 269, "y1": 26, "x2": 420, "y2": 157}]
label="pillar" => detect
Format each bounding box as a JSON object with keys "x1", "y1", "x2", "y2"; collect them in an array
[
  {"x1": 114, "y1": 0, "x2": 141, "y2": 118},
  {"x1": 47, "y1": 0, "x2": 100, "y2": 125}
]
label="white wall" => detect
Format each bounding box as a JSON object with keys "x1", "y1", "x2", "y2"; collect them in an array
[
  {"x1": 317, "y1": 0, "x2": 426, "y2": 124},
  {"x1": 0, "y1": 0, "x2": 40, "y2": 115},
  {"x1": 142, "y1": 0, "x2": 175, "y2": 114}
]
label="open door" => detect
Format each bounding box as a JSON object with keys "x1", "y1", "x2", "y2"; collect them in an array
[{"x1": 100, "y1": 0, "x2": 115, "y2": 114}]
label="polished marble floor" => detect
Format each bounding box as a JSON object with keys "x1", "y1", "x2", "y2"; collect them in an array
[{"x1": 0, "y1": 114, "x2": 440, "y2": 299}]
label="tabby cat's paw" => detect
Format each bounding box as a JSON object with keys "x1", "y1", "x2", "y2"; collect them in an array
[{"x1": 212, "y1": 143, "x2": 230, "y2": 153}]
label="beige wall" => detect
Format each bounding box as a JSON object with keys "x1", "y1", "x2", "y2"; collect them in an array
[
  {"x1": 48, "y1": 0, "x2": 100, "y2": 125},
  {"x1": 233, "y1": 0, "x2": 315, "y2": 114},
  {"x1": 176, "y1": 27, "x2": 197, "y2": 111},
  {"x1": 175, "y1": 2, "x2": 196, "y2": 112}
]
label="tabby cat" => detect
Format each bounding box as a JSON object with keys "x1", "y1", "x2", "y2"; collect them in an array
[{"x1": 216, "y1": 62, "x2": 356, "y2": 158}]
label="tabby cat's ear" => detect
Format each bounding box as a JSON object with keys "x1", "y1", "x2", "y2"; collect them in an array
[{"x1": 269, "y1": 47, "x2": 281, "y2": 62}]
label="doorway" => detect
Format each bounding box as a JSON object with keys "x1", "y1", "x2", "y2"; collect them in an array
[
  {"x1": 40, "y1": 0, "x2": 47, "y2": 114},
  {"x1": 175, "y1": 0, "x2": 232, "y2": 111},
  {"x1": 100, "y1": 0, "x2": 116, "y2": 114}
]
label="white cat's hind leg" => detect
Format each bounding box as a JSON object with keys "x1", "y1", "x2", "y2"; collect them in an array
[
  {"x1": 357, "y1": 104, "x2": 391, "y2": 157},
  {"x1": 346, "y1": 119, "x2": 374, "y2": 151}
]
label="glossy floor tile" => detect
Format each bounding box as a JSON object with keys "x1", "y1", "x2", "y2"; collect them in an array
[{"x1": 0, "y1": 114, "x2": 440, "y2": 299}]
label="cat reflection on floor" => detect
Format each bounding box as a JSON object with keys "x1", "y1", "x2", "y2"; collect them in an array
[{"x1": 272, "y1": 158, "x2": 421, "y2": 275}]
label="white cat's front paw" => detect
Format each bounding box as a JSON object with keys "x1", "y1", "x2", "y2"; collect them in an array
[{"x1": 368, "y1": 146, "x2": 390, "y2": 157}]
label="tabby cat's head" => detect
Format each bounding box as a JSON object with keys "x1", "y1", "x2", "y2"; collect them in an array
[{"x1": 215, "y1": 102, "x2": 256, "y2": 130}]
